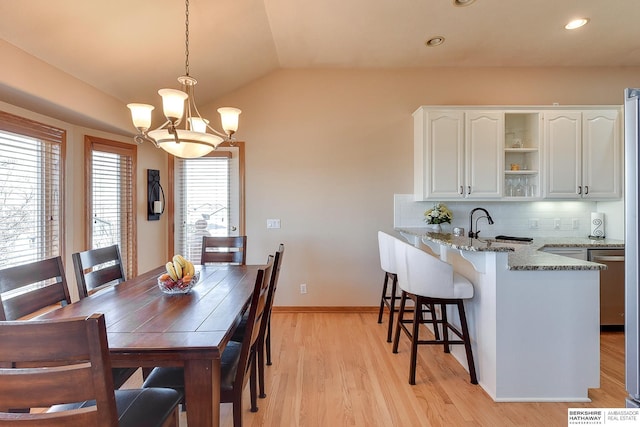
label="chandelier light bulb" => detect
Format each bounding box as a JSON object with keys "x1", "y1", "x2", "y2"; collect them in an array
[
  {"x1": 158, "y1": 89, "x2": 188, "y2": 123},
  {"x1": 127, "y1": 103, "x2": 154, "y2": 131},
  {"x1": 188, "y1": 117, "x2": 209, "y2": 133},
  {"x1": 218, "y1": 107, "x2": 242, "y2": 135}
]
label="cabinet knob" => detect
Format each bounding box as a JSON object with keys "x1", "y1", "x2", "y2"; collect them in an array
[
  {"x1": 584, "y1": 185, "x2": 589, "y2": 195},
  {"x1": 459, "y1": 186, "x2": 464, "y2": 195},
  {"x1": 467, "y1": 186, "x2": 471, "y2": 195},
  {"x1": 577, "y1": 186, "x2": 582, "y2": 195}
]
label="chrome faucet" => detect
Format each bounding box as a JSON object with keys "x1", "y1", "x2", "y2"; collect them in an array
[{"x1": 468, "y1": 207, "x2": 495, "y2": 238}]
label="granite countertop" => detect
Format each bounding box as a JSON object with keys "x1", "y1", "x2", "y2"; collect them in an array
[{"x1": 395, "y1": 227, "x2": 624, "y2": 271}]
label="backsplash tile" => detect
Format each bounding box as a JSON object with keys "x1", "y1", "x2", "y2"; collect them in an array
[{"x1": 394, "y1": 194, "x2": 622, "y2": 239}]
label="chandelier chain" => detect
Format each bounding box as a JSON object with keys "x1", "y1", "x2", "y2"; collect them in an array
[{"x1": 184, "y1": 0, "x2": 190, "y2": 76}]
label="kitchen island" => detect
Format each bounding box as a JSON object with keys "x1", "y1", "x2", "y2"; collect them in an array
[{"x1": 396, "y1": 228, "x2": 623, "y2": 402}]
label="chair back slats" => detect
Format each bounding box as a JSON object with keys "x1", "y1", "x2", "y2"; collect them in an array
[
  {"x1": 0, "y1": 313, "x2": 118, "y2": 425},
  {"x1": 237, "y1": 256, "x2": 274, "y2": 387},
  {"x1": 73, "y1": 245, "x2": 126, "y2": 299},
  {"x1": 201, "y1": 236, "x2": 247, "y2": 265},
  {"x1": 0, "y1": 257, "x2": 71, "y2": 321},
  {"x1": 258, "y1": 244, "x2": 284, "y2": 339}
]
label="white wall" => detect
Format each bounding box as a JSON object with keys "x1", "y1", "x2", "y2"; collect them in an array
[{"x1": 3, "y1": 61, "x2": 640, "y2": 306}]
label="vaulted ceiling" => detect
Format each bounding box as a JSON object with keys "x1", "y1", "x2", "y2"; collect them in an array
[{"x1": 1, "y1": 0, "x2": 639, "y2": 108}]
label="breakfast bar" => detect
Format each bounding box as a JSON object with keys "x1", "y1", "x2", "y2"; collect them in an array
[{"x1": 396, "y1": 228, "x2": 620, "y2": 402}]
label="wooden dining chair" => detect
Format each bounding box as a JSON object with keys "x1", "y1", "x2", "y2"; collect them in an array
[
  {"x1": 231, "y1": 244, "x2": 285, "y2": 399},
  {"x1": 201, "y1": 236, "x2": 247, "y2": 265},
  {"x1": 143, "y1": 256, "x2": 274, "y2": 427},
  {"x1": 72, "y1": 244, "x2": 138, "y2": 389},
  {"x1": 0, "y1": 313, "x2": 182, "y2": 427},
  {"x1": 0, "y1": 256, "x2": 71, "y2": 321},
  {"x1": 72, "y1": 244, "x2": 126, "y2": 299}
]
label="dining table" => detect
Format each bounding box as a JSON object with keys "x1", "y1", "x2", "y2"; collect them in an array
[{"x1": 37, "y1": 263, "x2": 261, "y2": 427}]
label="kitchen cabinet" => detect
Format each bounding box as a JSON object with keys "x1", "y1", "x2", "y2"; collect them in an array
[
  {"x1": 413, "y1": 108, "x2": 502, "y2": 200},
  {"x1": 503, "y1": 112, "x2": 541, "y2": 199},
  {"x1": 544, "y1": 109, "x2": 621, "y2": 199}
]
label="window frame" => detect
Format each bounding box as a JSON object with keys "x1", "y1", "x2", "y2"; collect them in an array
[
  {"x1": 0, "y1": 110, "x2": 66, "y2": 267},
  {"x1": 83, "y1": 135, "x2": 137, "y2": 278},
  {"x1": 168, "y1": 141, "x2": 245, "y2": 257}
]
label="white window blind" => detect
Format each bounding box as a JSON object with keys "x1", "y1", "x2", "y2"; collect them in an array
[
  {"x1": 87, "y1": 138, "x2": 136, "y2": 278},
  {"x1": 0, "y1": 111, "x2": 64, "y2": 269},
  {"x1": 174, "y1": 154, "x2": 232, "y2": 264}
]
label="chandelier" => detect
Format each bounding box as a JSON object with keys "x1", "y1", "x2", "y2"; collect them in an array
[{"x1": 127, "y1": 0, "x2": 241, "y2": 158}]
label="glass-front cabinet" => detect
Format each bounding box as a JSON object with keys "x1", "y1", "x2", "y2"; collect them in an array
[{"x1": 503, "y1": 112, "x2": 541, "y2": 199}]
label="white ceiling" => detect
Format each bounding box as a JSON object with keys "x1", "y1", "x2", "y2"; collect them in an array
[{"x1": 1, "y1": 0, "x2": 639, "y2": 107}]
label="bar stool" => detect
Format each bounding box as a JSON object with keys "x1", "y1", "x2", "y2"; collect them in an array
[
  {"x1": 377, "y1": 231, "x2": 400, "y2": 342},
  {"x1": 392, "y1": 238, "x2": 478, "y2": 385}
]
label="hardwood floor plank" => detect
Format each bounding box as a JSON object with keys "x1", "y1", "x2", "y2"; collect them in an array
[{"x1": 121, "y1": 311, "x2": 626, "y2": 426}]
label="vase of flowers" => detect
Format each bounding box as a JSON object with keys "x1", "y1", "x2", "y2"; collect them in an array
[{"x1": 424, "y1": 203, "x2": 453, "y2": 232}]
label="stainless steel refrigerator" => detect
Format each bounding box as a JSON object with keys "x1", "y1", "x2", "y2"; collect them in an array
[{"x1": 625, "y1": 88, "x2": 640, "y2": 408}]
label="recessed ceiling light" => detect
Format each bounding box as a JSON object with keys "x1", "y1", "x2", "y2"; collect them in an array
[
  {"x1": 453, "y1": 0, "x2": 476, "y2": 6},
  {"x1": 425, "y1": 36, "x2": 445, "y2": 47},
  {"x1": 565, "y1": 18, "x2": 589, "y2": 30}
]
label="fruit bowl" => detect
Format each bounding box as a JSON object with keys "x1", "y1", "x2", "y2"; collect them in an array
[{"x1": 157, "y1": 271, "x2": 199, "y2": 294}]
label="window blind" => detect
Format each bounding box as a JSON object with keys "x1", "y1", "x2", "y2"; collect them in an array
[
  {"x1": 0, "y1": 111, "x2": 64, "y2": 269},
  {"x1": 87, "y1": 138, "x2": 136, "y2": 279},
  {"x1": 174, "y1": 154, "x2": 231, "y2": 264}
]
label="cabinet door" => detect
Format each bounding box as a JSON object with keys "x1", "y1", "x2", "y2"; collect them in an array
[
  {"x1": 582, "y1": 109, "x2": 621, "y2": 199},
  {"x1": 465, "y1": 112, "x2": 503, "y2": 198},
  {"x1": 418, "y1": 110, "x2": 465, "y2": 199},
  {"x1": 544, "y1": 111, "x2": 582, "y2": 198}
]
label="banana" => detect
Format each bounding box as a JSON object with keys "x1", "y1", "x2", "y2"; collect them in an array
[
  {"x1": 185, "y1": 260, "x2": 195, "y2": 276},
  {"x1": 173, "y1": 260, "x2": 183, "y2": 279},
  {"x1": 173, "y1": 254, "x2": 187, "y2": 268},
  {"x1": 165, "y1": 261, "x2": 178, "y2": 281}
]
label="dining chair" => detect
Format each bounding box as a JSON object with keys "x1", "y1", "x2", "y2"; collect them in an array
[
  {"x1": 72, "y1": 244, "x2": 126, "y2": 299},
  {"x1": 201, "y1": 236, "x2": 247, "y2": 265},
  {"x1": 231, "y1": 243, "x2": 285, "y2": 398},
  {"x1": 143, "y1": 256, "x2": 275, "y2": 427},
  {"x1": 392, "y1": 238, "x2": 477, "y2": 385},
  {"x1": 0, "y1": 256, "x2": 71, "y2": 321},
  {"x1": 0, "y1": 313, "x2": 182, "y2": 427},
  {"x1": 72, "y1": 244, "x2": 138, "y2": 389}
]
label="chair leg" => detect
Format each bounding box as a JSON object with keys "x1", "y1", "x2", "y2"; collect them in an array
[
  {"x1": 386, "y1": 274, "x2": 398, "y2": 342},
  {"x1": 392, "y1": 291, "x2": 408, "y2": 354},
  {"x1": 250, "y1": 350, "x2": 258, "y2": 413},
  {"x1": 409, "y1": 296, "x2": 422, "y2": 385},
  {"x1": 429, "y1": 303, "x2": 441, "y2": 341},
  {"x1": 457, "y1": 300, "x2": 478, "y2": 384},
  {"x1": 258, "y1": 336, "x2": 266, "y2": 398},
  {"x1": 377, "y1": 272, "x2": 389, "y2": 324},
  {"x1": 441, "y1": 303, "x2": 450, "y2": 353},
  {"x1": 266, "y1": 317, "x2": 272, "y2": 366}
]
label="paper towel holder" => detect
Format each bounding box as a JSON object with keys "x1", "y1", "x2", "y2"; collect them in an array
[{"x1": 588, "y1": 212, "x2": 605, "y2": 239}]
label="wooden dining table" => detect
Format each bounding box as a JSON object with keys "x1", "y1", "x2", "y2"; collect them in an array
[{"x1": 37, "y1": 263, "x2": 260, "y2": 427}]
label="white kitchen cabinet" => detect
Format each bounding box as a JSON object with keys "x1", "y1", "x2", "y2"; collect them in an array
[
  {"x1": 503, "y1": 112, "x2": 542, "y2": 199},
  {"x1": 544, "y1": 109, "x2": 621, "y2": 199},
  {"x1": 413, "y1": 108, "x2": 502, "y2": 200}
]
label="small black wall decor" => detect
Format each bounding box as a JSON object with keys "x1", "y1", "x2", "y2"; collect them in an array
[{"x1": 147, "y1": 169, "x2": 165, "y2": 221}]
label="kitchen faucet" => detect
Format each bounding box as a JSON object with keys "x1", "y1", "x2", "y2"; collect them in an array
[{"x1": 468, "y1": 207, "x2": 495, "y2": 238}]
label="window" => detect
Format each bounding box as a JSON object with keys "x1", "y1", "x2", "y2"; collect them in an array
[
  {"x1": 0, "y1": 111, "x2": 65, "y2": 269},
  {"x1": 171, "y1": 143, "x2": 245, "y2": 264},
  {"x1": 84, "y1": 136, "x2": 137, "y2": 278}
]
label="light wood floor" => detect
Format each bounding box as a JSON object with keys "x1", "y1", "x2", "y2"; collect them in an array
[{"x1": 126, "y1": 311, "x2": 627, "y2": 426}]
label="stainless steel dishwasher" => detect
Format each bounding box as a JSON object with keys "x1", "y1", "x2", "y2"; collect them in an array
[{"x1": 588, "y1": 248, "x2": 625, "y2": 328}]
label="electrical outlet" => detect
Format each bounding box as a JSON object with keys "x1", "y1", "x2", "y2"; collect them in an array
[
  {"x1": 300, "y1": 283, "x2": 307, "y2": 294},
  {"x1": 572, "y1": 218, "x2": 580, "y2": 229},
  {"x1": 529, "y1": 218, "x2": 539, "y2": 229},
  {"x1": 554, "y1": 218, "x2": 561, "y2": 230}
]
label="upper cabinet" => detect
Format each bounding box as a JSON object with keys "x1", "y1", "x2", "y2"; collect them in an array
[
  {"x1": 544, "y1": 108, "x2": 621, "y2": 199},
  {"x1": 414, "y1": 105, "x2": 622, "y2": 201},
  {"x1": 413, "y1": 108, "x2": 502, "y2": 200}
]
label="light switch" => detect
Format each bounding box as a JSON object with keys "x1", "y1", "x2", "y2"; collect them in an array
[
  {"x1": 554, "y1": 218, "x2": 561, "y2": 229},
  {"x1": 266, "y1": 219, "x2": 281, "y2": 229}
]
